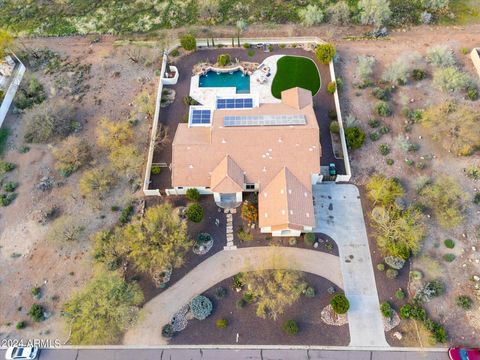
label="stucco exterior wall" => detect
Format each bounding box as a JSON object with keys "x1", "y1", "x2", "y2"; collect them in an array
[{"x1": 471, "y1": 48, "x2": 480, "y2": 78}]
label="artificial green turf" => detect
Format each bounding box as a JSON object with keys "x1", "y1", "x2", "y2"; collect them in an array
[{"x1": 271, "y1": 56, "x2": 321, "y2": 99}]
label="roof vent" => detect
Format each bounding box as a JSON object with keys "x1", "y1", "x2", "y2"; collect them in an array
[
  {"x1": 290, "y1": 210, "x2": 293, "y2": 215},
  {"x1": 280, "y1": 189, "x2": 284, "y2": 194},
  {"x1": 281, "y1": 210, "x2": 285, "y2": 215},
  {"x1": 262, "y1": 167, "x2": 267, "y2": 173},
  {"x1": 221, "y1": 139, "x2": 227, "y2": 143},
  {"x1": 304, "y1": 192, "x2": 308, "y2": 197},
  {"x1": 306, "y1": 212, "x2": 310, "y2": 218},
  {"x1": 189, "y1": 165, "x2": 194, "y2": 169},
  {"x1": 278, "y1": 137, "x2": 283, "y2": 143},
  {"x1": 265, "y1": 213, "x2": 268, "y2": 218},
  {"x1": 288, "y1": 189, "x2": 292, "y2": 194},
  {"x1": 264, "y1": 192, "x2": 268, "y2": 197}
]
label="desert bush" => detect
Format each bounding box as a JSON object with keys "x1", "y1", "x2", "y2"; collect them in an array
[
  {"x1": 444, "y1": 239, "x2": 455, "y2": 249},
  {"x1": 356, "y1": 55, "x2": 376, "y2": 84},
  {"x1": 421, "y1": 101, "x2": 480, "y2": 156},
  {"x1": 170, "y1": 48, "x2": 179, "y2": 57},
  {"x1": 415, "y1": 279, "x2": 445, "y2": 303},
  {"x1": 419, "y1": 176, "x2": 468, "y2": 228},
  {"x1": 374, "y1": 101, "x2": 392, "y2": 117},
  {"x1": 412, "y1": 68, "x2": 427, "y2": 81},
  {"x1": 216, "y1": 318, "x2": 228, "y2": 329},
  {"x1": 304, "y1": 286, "x2": 316, "y2": 298},
  {"x1": 399, "y1": 303, "x2": 426, "y2": 320},
  {"x1": 237, "y1": 228, "x2": 253, "y2": 241},
  {"x1": 384, "y1": 256, "x2": 405, "y2": 270},
  {"x1": 217, "y1": 53, "x2": 231, "y2": 66},
  {"x1": 23, "y1": 100, "x2": 77, "y2": 143},
  {"x1": 426, "y1": 46, "x2": 456, "y2": 67},
  {"x1": 474, "y1": 193, "x2": 480, "y2": 205},
  {"x1": 358, "y1": 0, "x2": 392, "y2": 28},
  {"x1": 377, "y1": 263, "x2": 385, "y2": 271},
  {"x1": 151, "y1": 165, "x2": 161, "y2": 175},
  {"x1": 426, "y1": 321, "x2": 447, "y2": 343},
  {"x1": 328, "y1": 1, "x2": 350, "y2": 25},
  {"x1": 0, "y1": 192, "x2": 17, "y2": 206},
  {"x1": 298, "y1": 5, "x2": 325, "y2": 26},
  {"x1": 241, "y1": 201, "x2": 258, "y2": 224},
  {"x1": 16, "y1": 321, "x2": 26, "y2": 330},
  {"x1": 345, "y1": 127, "x2": 366, "y2": 150},
  {"x1": 186, "y1": 188, "x2": 201, "y2": 202},
  {"x1": 236, "y1": 298, "x2": 246, "y2": 309},
  {"x1": 366, "y1": 175, "x2": 404, "y2": 206},
  {"x1": 186, "y1": 203, "x2": 204, "y2": 223},
  {"x1": 215, "y1": 287, "x2": 227, "y2": 300},
  {"x1": 119, "y1": 205, "x2": 134, "y2": 224},
  {"x1": 52, "y1": 136, "x2": 91, "y2": 176},
  {"x1": 456, "y1": 295, "x2": 473, "y2": 310},
  {"x1": 79, "y1": 166, "x2": 116, "y2": 201},
  {"x1": 48, "y1": 215, "x2": 85, "y2": 243},
  {"x1": 370, "y1": 132, "x2": 380, "y2": 141},
  {"x1": 379, "y1": 143, "x2": 390, "y2": 156},
  {"x1": 380, "y1": 302, "x2": 393, "y2": 318},
  {"x1": 395, "y1": 288, "x2": 405, "y2": 300},
  {"x1": 467, "y1": 87, "x2": 478, "y2": 101},
  {"x1": 382, "y1": 61, "x2": 409, "y2": 85},
  {"x1": 368, "y1": 118, "x2": 380, "y2": 128},
  {"x1": 161, "y1": 324, "x2": 173, "y2": 338},
  {"x1": 386, "y1": 158, "x2": 394, "y2": 165},
  {"x1": 443, "y1": 253, "x2": 455, "y2": 262},
  {"x1": 327, "y1": 81, "x2": 337, "y2": 94},
  {"x1": 180, "y1": 34, "x2": 196, "y2": 51},
  {"x1": 465, "y1": 166, "x2": 480, "y2": 180},
  {"x1": 304, "y1": 233, "x2": 316, "y2": 246},
  {"x1": 433, "y1": 67, "x2": 471, "y2": 93},
  {"x1": 331, "y1": 294, "x2": 349, "y2": 314},
  {"x1": 386, "y1": 268, "x2": 398, "y2": 279},
  {"x1": 190, "y1": 295, "x2": 213, "y2": 320},
  {"x1": 13, "y1": 75, "x2": 46, "y2": 110},
  {"x1": 28, "y1": 304, "x2": 45, "y2": 322},
  {"x1": 3, "y1": 181, "x2": 18, "y2": 192},
  {"x1": 315, "y1": 43, "x2": 336, "y2": 65},
  {"x1": 328, "y1": 110, "x2": 337, "y2": 120},
  {"x1": 282, "y1": 320, "x2": 299, "y2": 335},
  {"x1": 371, "y1": 87, "x2": 389, "y2": 100},
  {"x1": 329, "y1": 121, "x2": 340, "y2": 134}
]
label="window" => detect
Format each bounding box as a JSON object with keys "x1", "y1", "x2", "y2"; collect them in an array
[
  {"x1": 177, "y1": 187, "x2": 183, "y2": 189},
  {"x1": 245, "y1": 184, "x2": 255, "y2": 190}
]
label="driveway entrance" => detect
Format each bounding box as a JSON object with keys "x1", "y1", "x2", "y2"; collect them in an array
[{"x1": 312, "y1": 183, "x2": 388, "y2": 347}]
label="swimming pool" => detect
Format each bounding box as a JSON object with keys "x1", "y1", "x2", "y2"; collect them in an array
[{"x1": 199, "y1": 70, "x2": 250, "y2": 94}]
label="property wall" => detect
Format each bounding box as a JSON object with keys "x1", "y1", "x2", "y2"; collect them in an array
[
  {"x1": 471, "y1": 48, "x2": 480, "y2": 78},
  {"x1": 167, "y1": 187, "x2": 213, "y2": 196},
  {"x1": 0, "y1": 55, "x2": 25, "y2": 129}
]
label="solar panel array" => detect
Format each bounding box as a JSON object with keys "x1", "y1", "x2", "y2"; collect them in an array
[
  {"x1": 217, "y1": 98, "x2": 253, "y2": 109},
  {"x1": 224, "y1": 114, "x2": 306, "y2": 127},
  {"x1": 191, "y1": 109, "x2": 211, "y2": 124}
]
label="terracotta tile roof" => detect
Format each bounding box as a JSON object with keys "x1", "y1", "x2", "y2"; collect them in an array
[
  {"x1": 211, "y1": 155, "x2": 244, "y2": 193},
  {"x1": 281, "y1": 87, "x2": 313, "y2": 110},
  {"x1": 258, "y1": 167, "x2": 315, "y2": 229}
]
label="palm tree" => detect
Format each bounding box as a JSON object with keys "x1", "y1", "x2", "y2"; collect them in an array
[{"x1": 236, "y1": 19, "x2": 248, "y2": 47}]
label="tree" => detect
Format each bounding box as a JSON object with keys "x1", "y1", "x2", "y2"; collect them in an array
[
  {"x1": 92, "y1": 229, "x2": 127, "y2": 271},
  {"x1": 315, "y1": 43, "x2": 336, "y2": 65},
  {"x1": 421, "y1": 101, "x2": 480, "y2": 156},
  {"x1": 298, "y1": 5, "x2": 325, "y2": 27},
  {"x1": 52, "y1": 136, "x2": 91, "y2": 176},
  {"x1": 216, "y1": 53, "x2": 231, "y2": 66},
  {"x1": 422, "y1": 0, "x2": 449, "y2": 11},
  {"x1": 79, "y1": 166, "x2": 116, "y2": 200},
  {"x1": 331, "y1": 294, "x2": 350, "y2": 314},
  {"x1": 345, "y1": 126, "x2": 366, "y2": 150},
  {"x1": 242, "y1": 269, "x2": 306, "y2": 320},
  {"x1": 109, "y1": 144, "x2": 143, "y2": 182},
  {"x1": 180, "y1": 34, "x2": 196, "y2": 51},
  {"x1": 371, "y1": 206, "x2": 425, "y2": 259},
  {"x1": 0, "y1": 29, "x2": 13, "y2": 58},
  {"x1": 62, "y1": 271, "x2": 143, "y2": 345},
  {"x1": 358, "y1": 0, "x2": 392, "y2": 29},
  {"x1": 48, "y1": 215, "x2": 85, "y2": 243},
  {"x1": 134, "y1": 90, "x2": 155, "y2": 120},
  {"x1": 328, "y1": 1, "x2": 350, "y2": 25},
  {"x1": 186, "y1": 203, "x2": 204, "y2": 223},
  {"x1": 420, "y1": 176, "x2": 468, "y2": 228},
  {"x1": 366, "y1": 174, "x2": 405, "y2": 206},
  {"x1": 122, "y1": 203, "x2": 191, "y2": 278},
  {"x1": 198, "y1": 0, "x2": 221, "y2": 25},
  {"x1": 96, "y1": 117, "x2": 133, "y2": 151},
  {"x1": 241, "y1": 201, "x2": 258, "y2": 224},
  {"x1": 23, "y1": 100, "x2": 77, "y2": 143},
  {"x1": 236, "y1": 20, "x2": 248, "y2": 47}
]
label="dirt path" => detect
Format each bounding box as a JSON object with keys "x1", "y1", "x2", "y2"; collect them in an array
[{"x1": 123, "y1": 246, "x2": 343, "y2": 345}]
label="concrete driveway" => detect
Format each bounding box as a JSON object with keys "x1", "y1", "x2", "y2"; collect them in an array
[{"x1": 312, "y1": 183, "x2": 388, "y2": 347}]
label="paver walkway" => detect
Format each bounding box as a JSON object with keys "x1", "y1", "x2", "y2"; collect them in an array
[
  {"x1": 312, "y1": 183, "x2": 388, "y2": 347},
  {"x1": 123, "y1": 246, "x2": 342, "y2": 345}
]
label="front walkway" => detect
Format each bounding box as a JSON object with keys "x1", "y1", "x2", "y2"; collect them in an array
[
  {"x1": 312, "y1": 183, "x2": 388, "y2": 347},
  {"x1": 123, "y1": 246, "x2": 343, "y2": 345}
]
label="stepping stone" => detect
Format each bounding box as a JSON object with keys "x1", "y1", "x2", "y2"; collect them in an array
[
  {"x1": 227, "y1": 235, "x2": 234, "y2": 241},
  {"x1": 231, "y1": 209, "x2": 237, "y2": 214},
  {"x1": 226, "y1": 226, "x2": 233, "y2": 232}
]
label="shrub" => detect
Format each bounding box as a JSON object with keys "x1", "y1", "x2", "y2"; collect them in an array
[
  {"x1": 31, "y1": 287, "x2": 41, "y2": 298},
  {"x1": 345, "y1": 127, "x2": 366, "y2": 150},
  {"x1": 377, "y1": 263, "x2": 385, "y2": 271},
  {"x1": 180, "y1": 34, "x2": 196, "y2": 51},
  {"x1": 356, "y1": 55, "x2": 375, "y2": 83},
  {"x1": 379, "y1": 144, "x2": 390, "y2": 156},
  {"x1": 374, "y1": 101, "x2": 392, "y2": 117},
  {"x1": 16, "y1": 321, "x2": 26, "y2": 330},
  {"x1": 217, "y1": 54, "x2": 231, "y2": 66},
  {"x1": 327, "y1": 81, "x2": 337, "y2": 94},
  {"x1": 190, "y1": 295, "x2": 213, "y2": 320},
  {"x1": 0, "y1": 193, "x2": 17, "y2": 207},
  {"x1": 369, "y1": 132, "x2": 380, "y2": 141},
  {"x1": 236, "y1": 298, "x2": 246, "y2": 309},
  {"x1": 304, "y1": 233, "x2": 316, "y2": 246},
  {"x1": 247, "y1": 49, "x2": 255, "y2": 57},
  {"x1": 216, "y1": 318, "x2": 228, "y2": 328},
  {"x1": 372, "y1": 87, "x2": 389, "y2": 100},
  {"x1": 53, "y1": 136, "x2": 91, "y2": 177},
  {"x1": 330, "y1": 294, "x2": 349, "y2": 314},
  {"x1": 237, "y1": 228, "x2": 253, "y2": 241},
  {"x1": 384, "y1": 256, "x2": 405, "y2": 270},
  {"x1": 382, "y1": 61, "x2": 409, "y2": 85},
  {"x1": 215, "y1": 287, "x2": 227, "y2": 299},
  {"x1": 466, "y1": 166, "x2": 480, "y2": 180},
  {"x1": 3, "y1": 181, "x2": 18, "y2": 192},
  {"x1": 170, "y1": 48, "x2": 179, "y2": 57},
  {"x1": 23, "y1": 100, "x2": 78, "y2": 143},
  {"x1": 186, "y1": 188, "x2": 201, "y2": 202},
  {"x1": 119, "y1": 205, "x2": 134, "y2": 224},
  {"x1": 443, "y1": 253, "x2": 455, "y2": 262},
  {"x1": 426, "y1": 46, "x2": 456, "y2": 68},
  {"x1": 328, "y1": 1, "x2": 351, "y2": 25},
  {"x1": 386, "y1": 269, "x2": 398, "y2": 279},
  {"x1": 241, "y1": 201, "x2": 258, "y2": 224},
  {"x1": 151, "y1": 165, "x2": 161, "y2": 175},
  {"x1": 299, "y1": 4, "x2": 325, "y2": 26},
  {"x1": 28, "y1": 304, "x2": 44, "y2": 322},
  {"x1": 358, "y1": 0, "x2": 392, "y2": 28},
  {"x1": 412, "y1": 69, "x2": 427, "y2": 81},
  {"x1": 433, "y1": 67, "x2": 470, "y2": 93},
  {"x1": 186, "y1": 203, "x2": 204, "y2": 223},
  {"x1": 368, "y1": 118, "x2": 380, "y2": 128},
  {"x1": 328, "y1": 110, "x2": 337, "y2": 120},
  {"x1": 399, "y1": 303, "x2": 427, "y2": 321},
  {"x1": 474, "y1": 193, "x2": 480, "y2": 205},
  {"x1": 467, "y1": 87, "x2": 478, "y2": 101},
  {"x1": 304, "y1": 286, "x2": 316, "y2": 298},
  {"x1": 242, "y1": 43, "x2": 251, "y2": 49},
  {"x1": 386, "y1": 158, "x2": 394, "y2": 165},
  {"x1": 329, "y1": 121, "x2": 340, "y2": 134},
  {"x1": 380, "y1": 302, "x2": 393, "y2": 318},
  {"x1": 395, "y1": 289, "x2": 405, "y2": 300},
  {"x1": 161, "y1": 324, "x2": 173, "y2": 338},
  {"x1": 456, "y1": 295, "x2": 473, "y2": 310},
  {"x1": 444, "y1": 239, "x2": 455, "y2": 249},
  {"x1": 243, "y1": 292, "x2": 254, "y2": 304},
  {"x1": 315, "y1": 43, "x2": 336, "y2": 65},
  {"x1": 282, "y1": 320, "x2": 299, "y2": 335},
  {"x1": 415, "y1": 280, "x2": 445, "y2": 303}
]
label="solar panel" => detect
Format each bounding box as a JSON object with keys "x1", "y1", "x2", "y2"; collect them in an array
[
  {"x1": 224, "y1": 114, "x2": 306, "y2": 127},
  {"x1": 191, "y1": 109, "x2": 211, "y2": 124},
  {"x1": 217, "y1": 98, "x2": 253, "y2": 109}
]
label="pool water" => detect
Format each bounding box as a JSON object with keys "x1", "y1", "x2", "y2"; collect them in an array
[{"x1": 199, "y1": 70, "x2": 250, "y2": 94}]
